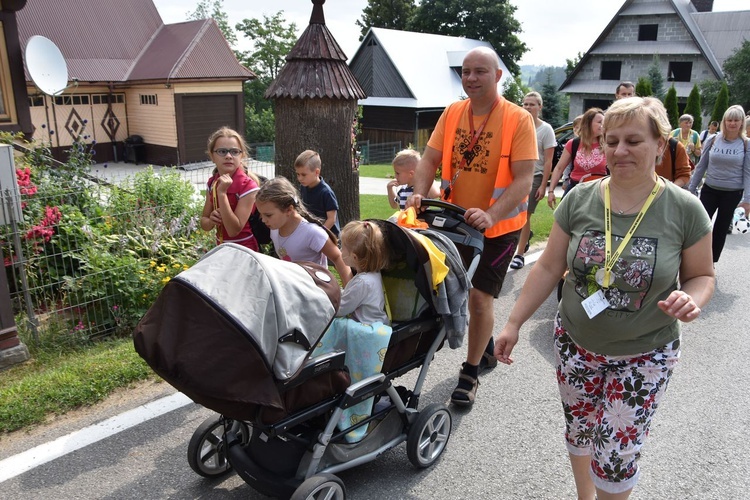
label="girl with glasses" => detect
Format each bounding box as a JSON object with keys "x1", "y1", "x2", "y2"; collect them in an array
[{"x1": 200, "y1": 127, "x2": 261, "y2": 250}]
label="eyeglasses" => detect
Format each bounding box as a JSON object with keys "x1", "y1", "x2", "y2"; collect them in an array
[{"x1": 213, "y1": 148, "x2": 243, "y2": 157}]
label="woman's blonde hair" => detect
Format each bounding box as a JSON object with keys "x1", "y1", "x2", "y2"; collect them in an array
[
  {"x1": 523, "y1": 91, "x2": 543, "y2": 107},
  {"x1": 255, "y1": 176, "x2": 337, "y2": 244},
  {"x1": 340, "y1": 221, "x2": 388, "y2": 273},
  {"x1": 603, "y1": 97, "x2": 671, "y2": 140},
  {"x1": 206, "y1": 127, "x2": 258, "y2": 183},
  {"x1": 578, "y1": 107, "x2": 604, "y2": 151},
  {"x1": 720, "y1": 105, "x2": 747, "y2": 139}
]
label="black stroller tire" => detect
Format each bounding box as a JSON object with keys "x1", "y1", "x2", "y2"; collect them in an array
[
  {"x1": 187, "y1": 415, "x2": 249, "y2": 478},
  {"x1": 406, "y1": 403, "x2": 452, "y2": 468},
  {"x1": 290, "y1": 473, "x2": 346, "y2": 500}
]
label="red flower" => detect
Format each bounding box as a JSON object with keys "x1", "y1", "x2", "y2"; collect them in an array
[
  {"x1": 606, "y1": 379, "x2": 624, "y2": 401},
  {"x1": 615, "y1": 426, "x2": 638, "y2": 446}
]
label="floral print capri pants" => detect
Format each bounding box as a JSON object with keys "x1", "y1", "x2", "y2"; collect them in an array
[{"x1": 554, "y1": 314, "x2": 680, "y2": 494}]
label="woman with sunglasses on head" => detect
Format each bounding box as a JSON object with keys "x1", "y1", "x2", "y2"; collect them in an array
[{"x1": 200, "y1": 127, "x2": 261, "y2": 250}]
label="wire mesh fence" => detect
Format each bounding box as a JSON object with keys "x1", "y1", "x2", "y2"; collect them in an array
[
  {"x1": 358, "y1": 141, "x2": 402, "y2": 165},
  {"x1": 2, "y1": 137, "x2": 394, "y2": 345},
  {"x1": 1, "y1": 143, "x2": 275, "y2": 345}
]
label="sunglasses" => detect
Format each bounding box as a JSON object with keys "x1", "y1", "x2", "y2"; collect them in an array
[{"x1": 213, "y1": 148, "x2": 243, "y2": 157}]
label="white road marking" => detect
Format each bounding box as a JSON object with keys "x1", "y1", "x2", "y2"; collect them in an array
[
  {"x1": 0, "y1": 392, "x2": 192, "y2": 483},
  {"x1": 0, "y1": 249, "x2": 542, "y2": 484}
]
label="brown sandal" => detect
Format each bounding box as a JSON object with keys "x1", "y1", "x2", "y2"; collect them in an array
[{"x1": 450, "y1": 372, "x2": 479, "y2": 407}]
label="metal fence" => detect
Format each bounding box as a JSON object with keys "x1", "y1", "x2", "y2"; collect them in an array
[
  {"x1": 1, "y1": 147, "x2": 275, "y2": 343},
  {"x1": 1, "y1": 137, "x2": 397, "y2": 343},
  {"x1": 357, "y1": 141, "x2": 403, "y2": 165}
]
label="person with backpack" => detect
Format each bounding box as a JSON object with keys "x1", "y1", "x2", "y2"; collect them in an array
[
  {"x1": 547, "y1": 107, "x2": 607, "y2": 208},
  {"x1": 655, "y1": 137, "x2": 691, "y2": 187},
  {"x1": 200, "y1": 127, "x2": 261, "y2": 250}
]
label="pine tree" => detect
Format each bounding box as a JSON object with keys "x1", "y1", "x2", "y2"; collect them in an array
[
  {"x1": 684, "y1": 84, "x2": 702, "y2": 132},
  {"x1": 711, "y1": 82, "x2": 729, "y2": 123},
  {"x1": 663, "y1": 85, "x2": 679, "y2": 130},
  {"x1": 635, "y1": 77, "x2": 652, "y2": 97},
  {"x1": 647, "y1": 55, "x2": 665, "y2": 99},
  {"x1": 540, "y1": 69, "x2": 563, "y2": 128}
]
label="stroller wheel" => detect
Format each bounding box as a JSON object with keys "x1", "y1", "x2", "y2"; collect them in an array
[
  {"x1": 406, "y1": 403, "x2": 452, "y2": 468},
  {"x1": 290, "y1": 473, "x2": 346, "y2": 500},
  {"x1": 187, "y1": 415, "x2": 249, "y2": 478}
]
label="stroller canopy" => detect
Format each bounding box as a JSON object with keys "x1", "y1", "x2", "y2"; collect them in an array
[{"x1": 134, "y1": 244, "x2": 340, "y2": 418}]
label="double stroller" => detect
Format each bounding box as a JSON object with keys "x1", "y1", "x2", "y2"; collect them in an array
[{"x1": 134, "y1": 201, "x2": 483, "y2": 499}]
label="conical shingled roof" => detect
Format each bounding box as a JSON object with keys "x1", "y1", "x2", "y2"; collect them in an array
[{"x1": 265, "y1": 0, "x2": 366, "y2": 100}]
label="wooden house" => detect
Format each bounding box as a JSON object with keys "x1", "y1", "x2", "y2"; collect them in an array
[
  {"x1": 348, "y1": 28, "x2": 512, "y2": 152},
  {"x1": 15, "y1": 0, "x2": 254, "y2": 166}
]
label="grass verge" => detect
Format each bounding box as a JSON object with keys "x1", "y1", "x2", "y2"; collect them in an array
[
  {"x1": 0, "y1": 194, "x2": 555, "y2": 435},
  {"x1": 358, "y1": 163, "x2": 393, "y2": 179}
]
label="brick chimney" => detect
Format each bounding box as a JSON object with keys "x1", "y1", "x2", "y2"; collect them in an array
[{"x1": 691, "y1": 0, "x2": 713, "y2": 12}]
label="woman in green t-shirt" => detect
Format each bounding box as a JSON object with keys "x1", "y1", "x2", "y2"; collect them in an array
[{"x1": 493, "y1": 97, "x2": 715, "y2": 500}]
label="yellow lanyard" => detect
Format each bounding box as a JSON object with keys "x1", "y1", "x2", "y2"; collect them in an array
[{"x1": 602, "y1": 177, "x2": 661, "y2": 288}]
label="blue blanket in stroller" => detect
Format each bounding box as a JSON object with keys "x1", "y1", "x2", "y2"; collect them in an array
[{"x1": 312, "y1": 317, "x2": 393, "y2": 442}]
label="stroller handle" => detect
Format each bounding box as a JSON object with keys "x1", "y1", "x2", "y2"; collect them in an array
[
  {"x1": 418, "y1": 199, "x2": 468, "y2": 219},
  {"x1": 417, "y1": 199, "x2": 484, "y2": 279}
]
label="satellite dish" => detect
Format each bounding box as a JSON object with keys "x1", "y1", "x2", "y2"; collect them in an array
[{"x1": 24, "y1": 35, "x2": 69, "y2": 96}]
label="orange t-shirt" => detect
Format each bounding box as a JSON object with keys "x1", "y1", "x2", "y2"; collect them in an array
[{"x1": 428, "y1": 99, "x2": 538, "y2": 211}]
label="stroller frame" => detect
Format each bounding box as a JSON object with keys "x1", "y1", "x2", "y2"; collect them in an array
[{"x1": 178, "y1": 201, "x2": 484, "y2": 499}]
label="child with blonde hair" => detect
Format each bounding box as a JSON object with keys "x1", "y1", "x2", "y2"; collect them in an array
[
  {"x1": 386, "y1": 149, "x2": 440, "y2": 209},
  {"x1": 294, "y1": 150, "x2": 340, "y2": 236},
  {"x1": 337, "y1": 221, "x2": 390, "y2": 324},
  {"x1": 200, "y1": 127, "x2": 260, "y2": 250},
  {"x1": 314, "y1": 219, "x2": 393, "y2": 442},
  {"x1": 255, "y1": 177, "x2": 352, "y2": 286}
]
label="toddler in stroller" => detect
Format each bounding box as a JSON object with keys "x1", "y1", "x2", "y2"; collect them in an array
[{"x1": 134, "y1": 200, "x2": 483, "y2": 500}]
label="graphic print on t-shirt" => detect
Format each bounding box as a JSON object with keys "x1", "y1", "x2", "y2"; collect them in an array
[
  {"x1": 453, "y1": 127, "x2": 494, "y2": 175},
  {"x1": 571, "y1": 229, "x2": 656, "y2": 312}
]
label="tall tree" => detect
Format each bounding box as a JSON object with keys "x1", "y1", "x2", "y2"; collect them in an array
[
  {"x1": 635, "y1": 77, "x2": 652, "y2": 97},
  {"x1": 187, "y1": 0, "x2": 237, "y2": 46},
  {"x1": 236, "y1": 12, "x2": 298, "y2": 82},
  {"x1": 722, "y1": 39, "x2": 750, "y2": 111},
  {"x1": 501, "y1": 75, "x2": 529, "y2": 106},
  {"x1": 699, "y1": 79, "x2": 722, "y2": 118},
  {"x1": 711, "y1": 81, "x2": 729, "y2": 124},
  {"x1": 540, "y1": 69, "x2": 563, "y2": 128},
  {"x1": 356, "y1": 0, "x2": 416, "y2": 40},
  {"x1": 235, "y1": 12, "x2": 298, "y2": 142},
  {"x1": 647, "y1": 55, "x2": 665, "y2": 100},
  {"x1": 684, "y1": 84, "x2": 702, "y2": 132},
  {"x1": 663, "y1": 85, "x2": 679, "y2": 130},
  {"x1": 408, "y1": 0, "x2": 528, "y2": 75}
]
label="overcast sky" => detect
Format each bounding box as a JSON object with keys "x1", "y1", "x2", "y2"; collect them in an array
[{"x1": 151, "y1": 0, "x2": 750, "y2": 68}]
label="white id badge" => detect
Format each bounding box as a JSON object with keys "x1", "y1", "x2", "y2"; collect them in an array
[{"x1": 581, "y1": 289, "x2": 609, "y2": 319}]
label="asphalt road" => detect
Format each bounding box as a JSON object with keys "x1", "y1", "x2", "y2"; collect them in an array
[{"x1": 1, "y1": 234, "x2": 748, "y2": 499}]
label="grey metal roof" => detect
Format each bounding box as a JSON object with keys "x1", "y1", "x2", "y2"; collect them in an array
[
  {"x1": 349, "y1": 27, "x2": 512, "y2": 109},
  {"x1": 562, "y1": 80, "x2": 696, "y2": 95},
  {"x1": 692, "y1": 11, "x2": 750, "y2": 67},
  {"x1": 671, "y1": 0, "x2": 723, "y2": 78},
  {"x1": 591, "y1": 41, "x2": 700, "y2": 55},
  {"x1": 17, "y1": 0, "x2": 253, "y2": 84}
]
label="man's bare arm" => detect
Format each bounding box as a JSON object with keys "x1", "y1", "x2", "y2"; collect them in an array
[{"x1": 407, "y1": 146, "x2": 442, "y2": 208}]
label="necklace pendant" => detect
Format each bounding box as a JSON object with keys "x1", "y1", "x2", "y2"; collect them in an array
[{"x1": 595, "y1": 268, "x2": 614, "y2": 287}]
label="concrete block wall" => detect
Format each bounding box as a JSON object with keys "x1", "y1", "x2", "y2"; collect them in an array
[{"x1": 566, "y1": 10, "x2": 719, "y2": 120}]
